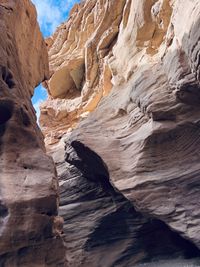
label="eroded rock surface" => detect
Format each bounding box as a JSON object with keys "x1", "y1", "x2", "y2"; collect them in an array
[
  {"x1": 49, "y1": 139, "x2": 200, "y2": 266},
  {"x1": 42, "y1": 0, "x2": 200, "y2": 266},
  {"x1": 0, "y1": 0, "x2": 65, "y2": 266},
  {"x1": 40, "y1": 0, "x2": 127, "y2": 145}
]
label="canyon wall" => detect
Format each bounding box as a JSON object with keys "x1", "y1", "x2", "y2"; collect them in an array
[
  {"x1": 41, "y1": 0, "x2": 200, "y2": 266},
  {"x1": 0, "y1": 0, "x2": 65, "y2": 266}
]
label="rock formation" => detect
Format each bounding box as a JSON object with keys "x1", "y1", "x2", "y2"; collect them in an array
[
  {"x1": 0, "y1": 0, "x2": 65, "y2": 266},
  {"x1": 40, "y1": 0, "x2": 200, "y2": 266},
  {"x1": 1, "y1": 0, "x2": 200, "y2": 266}
]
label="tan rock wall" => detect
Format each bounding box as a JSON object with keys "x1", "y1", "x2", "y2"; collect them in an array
[
  {"x1": 66, "y1": 0, "x2": 200, "y2": 249},
  {"x1": 0, "y1": 0, "x2": 65, "y2": 265},
  {"x1": 40, "y1": 0, "x2": 127, "y2": 145},
  {"x1": 42, "y1": 0, "x2": 200, "y2": 265}
]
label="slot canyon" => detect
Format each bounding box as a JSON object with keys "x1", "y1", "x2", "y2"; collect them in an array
[{"x1": 0, "y1": 0, "x2": 200, "y2": 266}]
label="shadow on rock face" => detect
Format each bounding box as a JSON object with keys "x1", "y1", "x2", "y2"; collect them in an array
[
  {"x1": 65, "y1": 140, "x2": 115, "y2": 196},
  {"x1": 63, "y1": 140, "x2": 200, "y2": 266},
  {"x1": 0, "y1": 66, "x2": 15, "y2": 89},
  {"x1": 0, "y1": 100, "x2": 13, "y2": 124},
  {"x1": 0, "y1": 99, "x2": 13, "y2": 139}
]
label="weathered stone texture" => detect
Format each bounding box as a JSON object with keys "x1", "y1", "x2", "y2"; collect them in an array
[
  {"x1": 0, "y1": 0, "x2": 65, "y2": 266},
  {"x1": 71, "y1": 0, "x2": 200, "y2": 247},
  {"x1": 42, "y1": 0, "x2": 200, "y2": 266},
  {"x1": 49, "y1": 139, "x2": 200, "y2": 266}
]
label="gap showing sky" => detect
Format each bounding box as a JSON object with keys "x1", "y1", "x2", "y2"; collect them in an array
[{"x1": 31, "y1": 0, "x2": 80, "y2": 120}]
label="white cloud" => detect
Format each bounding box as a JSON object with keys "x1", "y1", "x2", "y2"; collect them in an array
[
  {"x1": 33, "y1": 99, "x2": 42, "y2": 124},
  {"x1": 31, "y1": 0, "x2": 79, "y2": 36}
]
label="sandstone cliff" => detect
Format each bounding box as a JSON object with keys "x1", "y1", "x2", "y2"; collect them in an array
[
  {"x1": 40, "y1": 0, "x2": 200, "y2": 266},
  {"x1": 0, "y1": 0, "x2": 65, "y2": 266},
  {"x1": 1, "y1": 0, "x2": 200, "y2": 266}
]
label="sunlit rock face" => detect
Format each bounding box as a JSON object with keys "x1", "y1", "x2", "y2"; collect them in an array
[
  {"x1": 42, "y1": 0, "x2": 200, "y2": 266},
  {"x1": 40, "y1": 0, "x2": 127, "y2": 145},
  {"x1": 0, "y1": 0, "x2": 65, "y2": 265}
]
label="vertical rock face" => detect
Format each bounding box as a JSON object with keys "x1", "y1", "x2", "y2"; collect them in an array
[
  {"x1": 40, "y1": 0, "x2": 127, "y2": 145},
  {"x1": 0, "y1": 0, "x2": 65, "y2": 266},
  {"x1": 41, "y1": 0, "x2": 200, "y2": 266}
]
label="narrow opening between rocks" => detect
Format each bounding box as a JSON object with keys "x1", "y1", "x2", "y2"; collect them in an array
[{"x1": 32, "y1": 84, "x2": 47, "y2": 125}]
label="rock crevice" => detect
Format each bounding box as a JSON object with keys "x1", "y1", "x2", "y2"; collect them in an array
[
  {"x1": 41, "y1": 0, "x2": 200, "y2": 265},
  {"x1": 1, "y1": 0, "x2": 200, "y2": 266}
]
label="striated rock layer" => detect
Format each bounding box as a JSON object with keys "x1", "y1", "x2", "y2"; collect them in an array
[
  {"x1": 49, "y1": 139, "x2": 200, "y2": 266},
  {"x1": 0, "y1": 0, "x2": 65, "y2": 266},
  {"x1": 41, "y1": 0, "x2": 200, "y2": 266}
]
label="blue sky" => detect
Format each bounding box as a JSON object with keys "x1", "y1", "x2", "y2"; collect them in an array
[{"x1": 31, "y1": 0, "x2": 80, "y2": 120}]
